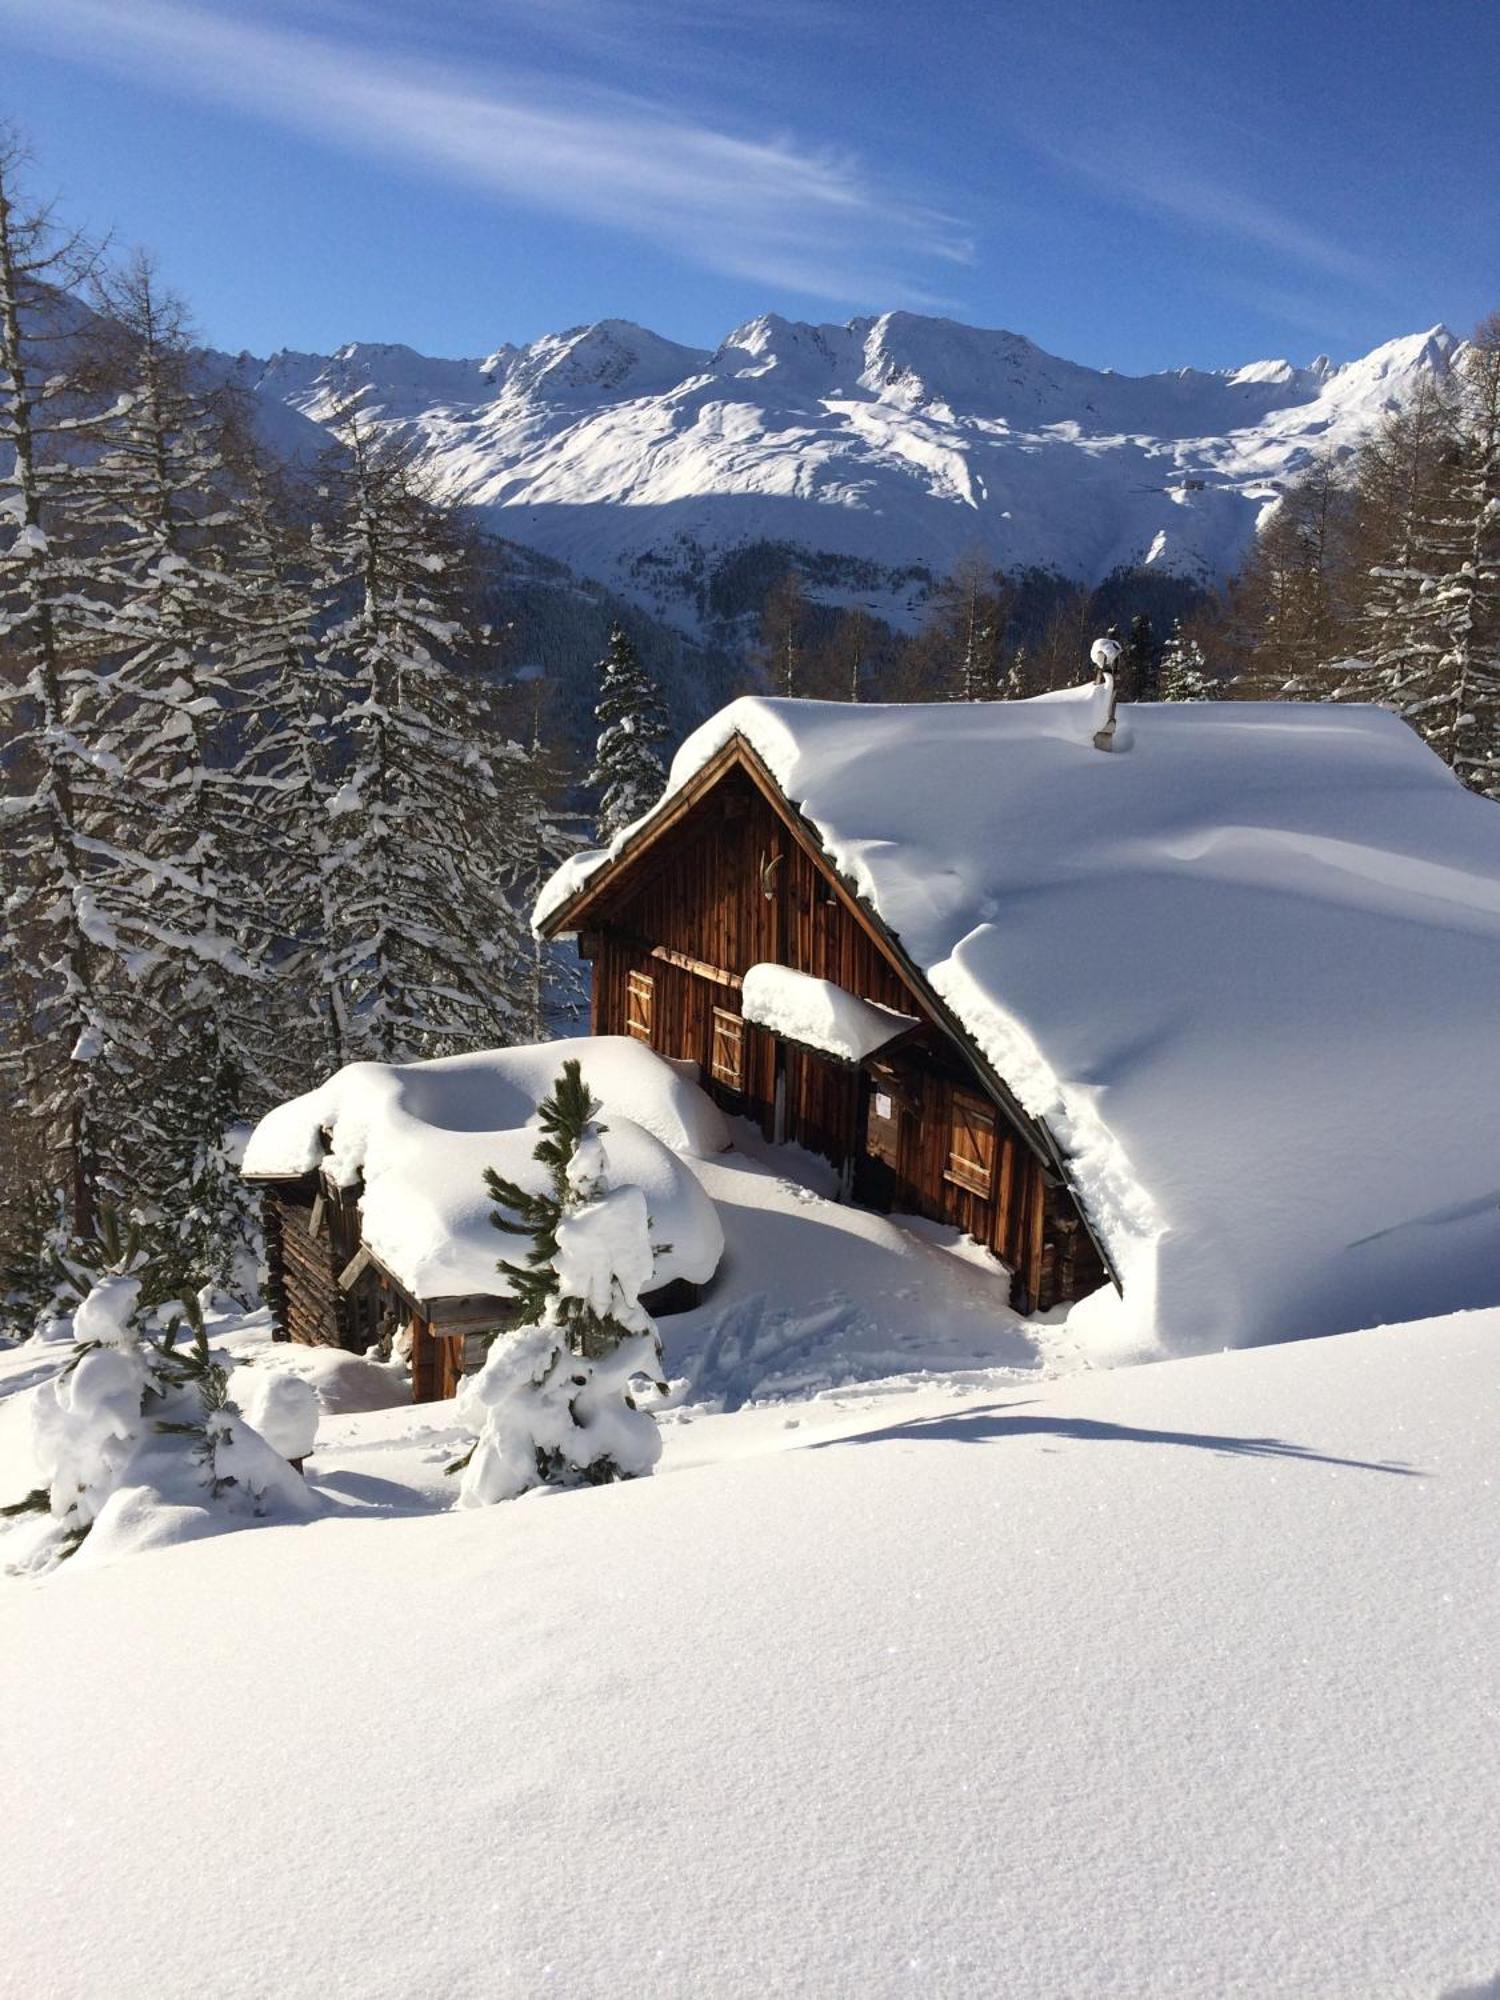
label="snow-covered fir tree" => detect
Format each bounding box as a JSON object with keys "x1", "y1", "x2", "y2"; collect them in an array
[
  {"x1": 75, "y1": 253, "x2": 272, "y2": 1287},
  {"x1": 312, "y1": 410, "x2": 535, "y2": 1062},
  {"x1": 999, "y1": 644, "x2": 1031, "y2": 700},
  {"x1": 588, "y1": 622, "x2": 669, "y2": 843},
  {"x1": 455, "y1": 1059, "x2": 667, "y2": 1506},
  {"x1": 229, "y1": 457, "x2": 345, "y2": 1087},
  {"x1": 1, "y1": 1208, "x2": 312, "y2": 1570},
  {"x1": 1160, "y1": 623, "x2": 1214, "y2": 701}
]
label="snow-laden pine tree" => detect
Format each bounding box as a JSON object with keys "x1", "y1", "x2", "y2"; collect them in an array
[
  {"x1": 455, "y1": 1059, "x2": 667, "y2": 1505},
  {"x1": 312, "y1": 411, "x2": 534, "y2": 1062},
  {"x1": 74, "y1": 253, "x2": 271, "y2": 1288},
  {"x1": 1160, "y1": 623, "x2": 1214, "y2": 701},
  {"x1": 0, "y1": 129, "x2": 123, "y2": 1248},
  {"x1": 588, "y1": 622, "x2": 669, "y2": 843},
  {"x1": 998, "y1": 645, "x2": 1032, "y2": 701},
  {"x1": 229, "y1": 456, "x2": 345, "y2": 1089}
]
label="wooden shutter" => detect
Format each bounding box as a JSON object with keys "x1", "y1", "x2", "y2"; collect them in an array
[
  {"x1": 626, "y1": 970, "x2": 654, "y2": 1043},
  {"x1": 945, "y1": 1088, "x2": 997, "y2": 1197},
  {"x1": 710, "y1": 1007, "x2": 744, "y2": 1089}
]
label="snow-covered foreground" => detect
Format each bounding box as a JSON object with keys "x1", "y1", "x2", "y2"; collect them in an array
[{"x1": 3, "y1": 1293, "x2": 1497, "y2": 1998}]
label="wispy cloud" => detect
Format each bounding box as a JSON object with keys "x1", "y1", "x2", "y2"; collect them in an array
[
  {"x1": 1041, "y1": 137, "x2": 1378, "y2": 289},
  {"x1": 1215, "y1": 279, "x2": 1371, "y2": 350},
  {"x1": 1, "y1": 0, "x2": 969, "y2": 304}
]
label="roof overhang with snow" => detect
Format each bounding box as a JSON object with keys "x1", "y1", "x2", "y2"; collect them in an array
[
  {"x1": 740, "y1": 963, "x2": 919, "y2": 1066},
  {"x1": 538, "y1": 687, "x2": 1500, "y2": 1353}
]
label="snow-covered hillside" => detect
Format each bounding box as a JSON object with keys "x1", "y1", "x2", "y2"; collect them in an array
[
  {"x1": 3, "y1": 1297, "x2": 1496, "y2": 1999},
  {"x1": 224, "y1": 311, "x2": 1460, "y2": 629}
]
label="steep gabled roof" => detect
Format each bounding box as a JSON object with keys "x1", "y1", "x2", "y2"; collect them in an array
[{"x1": 539, "y1": 686, "x2": 1500, "y2": 1353}]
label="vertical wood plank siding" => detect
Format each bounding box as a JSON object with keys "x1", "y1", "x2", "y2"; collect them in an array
[{"x1": 585, "y1": 767, "x2": 1105, "y2": 1315}]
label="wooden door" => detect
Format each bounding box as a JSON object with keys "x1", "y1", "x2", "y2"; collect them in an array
[{"x1": 855, "y1": 1070, "x2": 905, "y2": 1210}]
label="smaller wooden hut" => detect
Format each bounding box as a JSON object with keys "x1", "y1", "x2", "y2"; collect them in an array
[{"x1": 242, "y1": 1039, "x2": 728, "y2": 1403}]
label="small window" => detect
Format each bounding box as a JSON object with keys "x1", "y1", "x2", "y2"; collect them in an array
[
  {"x1": 626, "y1": 970, "x2": 654, "y2": 1043},
  {"x1": 710, "y1": 1007, "x2": 744, "y2": 1090},
  {"x1": 945, "y1": 1088, "x2": 997, "y2": 1197}
]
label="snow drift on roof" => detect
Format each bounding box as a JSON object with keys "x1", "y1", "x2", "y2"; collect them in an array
[
  {"x1": 741, "y1": 963, "x2": 918, "y2": 1065},
  {"x1": 539, "y1": 689, "x2": 1500, "y2": 1354},
  {"x1": 242, "y1": 1038, "x2": 726, "y2": 1306}
]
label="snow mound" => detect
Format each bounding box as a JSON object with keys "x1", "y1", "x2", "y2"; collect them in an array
[
  {"x1": 543, "y1": 692, "x2": 1500, "y2": 1354},
  {"x1": 241, "y1": 1037, "x2": 726, "y2": 1305}
]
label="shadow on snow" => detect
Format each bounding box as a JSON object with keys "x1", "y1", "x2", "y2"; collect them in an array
[{"x1": 810, "y1": 1400, "x2": 1423, "y2": 1477}]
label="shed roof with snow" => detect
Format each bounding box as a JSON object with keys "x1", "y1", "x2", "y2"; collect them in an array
[
  {"x1": 539, "y1": 686, "x2": 1500, "y2": 1351},
  {"x1": 242, "y1": 1037, "x2": 726, "y2": 1309}
]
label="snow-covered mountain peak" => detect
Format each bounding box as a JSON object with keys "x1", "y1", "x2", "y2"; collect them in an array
[
  {"x1": 497, "y1": 319, "x2": 712, "y2": 404},
  {"x1": 226, "y1": 307, "x2": 1462, "y2": 628},
  {"x1": 712, "y1": 312, "x2": 860, "y2": 390},
  {"x1": 1322, "y1": 323, "x2": 1458, "y2": 403}
]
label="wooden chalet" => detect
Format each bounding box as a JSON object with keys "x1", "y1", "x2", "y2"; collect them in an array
[{"x1": 538, "y1": 731, "x2": 1112, "y2": 1315}]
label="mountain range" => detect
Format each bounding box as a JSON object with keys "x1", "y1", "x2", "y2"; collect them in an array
[{"x1": 223, "y1": 311, "x2": 1460, "y2": 635}]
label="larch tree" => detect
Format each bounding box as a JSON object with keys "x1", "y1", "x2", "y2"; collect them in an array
[
  {"x1": 0, "y1": 128, "x2": 119, "y2": 1249},
  {"x1": 1223, "y1": 457, "x2": 1357, "y2": 698},
  {"x1": 936, "y1": 553, "x2": 1006, "y2": 700},
  {"x1": 1345, "y1": 374, "x2": 1460, "y2": 730},
  {"x1": 587, "y1": 622, "x2": 670, "y2": 843},
  {"x1": 757, "y1": 568, "x2": 807, "y2": 697}
]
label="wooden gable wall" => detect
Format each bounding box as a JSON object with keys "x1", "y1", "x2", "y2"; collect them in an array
[{"x1": 578, "y1": 758, "x2": 1105, "y2": 1314}]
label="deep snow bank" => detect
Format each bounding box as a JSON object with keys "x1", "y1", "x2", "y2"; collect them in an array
[{"x1": 2, "y1": 1308, "x2": 1496, "y2": 1999}]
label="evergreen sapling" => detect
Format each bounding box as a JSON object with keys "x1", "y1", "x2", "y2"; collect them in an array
[{"x1": 454, "y1": 1059, "x2": 668, "y2": 1506}]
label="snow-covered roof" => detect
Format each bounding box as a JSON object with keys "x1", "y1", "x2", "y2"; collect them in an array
[
  {"x1": 538, "y1": 688, "x2": 1500, "y2": 1352},
  {"x1": 741, "y1": 963, "x2": 918, "y2": 1065},
  {"x1": 242, "y1": 1038, "x2": 726, "y2": 1306}
]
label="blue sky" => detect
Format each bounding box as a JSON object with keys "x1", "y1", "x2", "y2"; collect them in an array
[{"x1": 4, "y1": 0, "x2": 1497, "y2": 373}]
